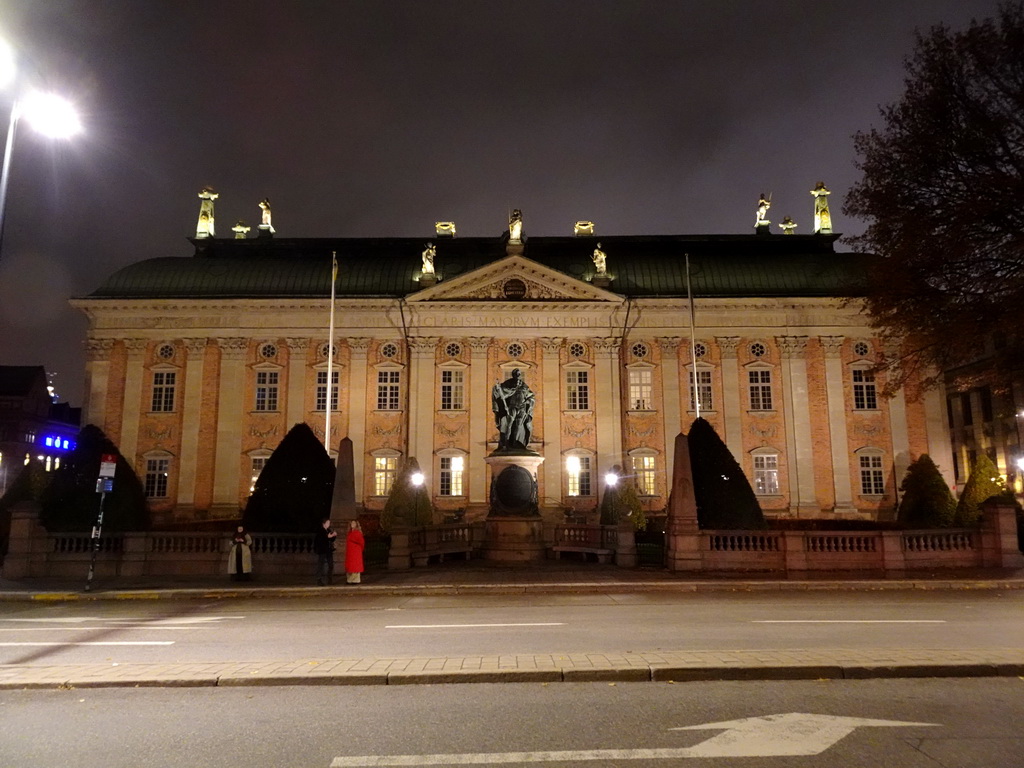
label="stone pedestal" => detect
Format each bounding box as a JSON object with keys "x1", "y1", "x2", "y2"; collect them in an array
[
  {"x1": 482, "y1": 452, "x2": 546, "y2": 561},
  {"x1": 481, "y1": 516, "x2": 547, "y2": 561}
]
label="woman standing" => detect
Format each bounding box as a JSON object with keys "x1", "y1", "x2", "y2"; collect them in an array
[
  {"x1": 228, "y1": 525, "x2": 253, "y2": 581},
  {"x1": 345, "y1": 520, "x2": 365, "y2": 584}
]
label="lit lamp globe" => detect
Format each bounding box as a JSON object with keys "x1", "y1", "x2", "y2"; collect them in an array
[
  {"x1": 20, "y1": 91, "x2": 82, "y2": 138},
  {"x1": 604, "y1": 472, "x2": 619, "y2": 487},
  {"x1": 410, "y1": 472, "x2": 425, "y2": 487}
]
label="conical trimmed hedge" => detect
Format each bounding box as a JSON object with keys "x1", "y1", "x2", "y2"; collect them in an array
[
  {"x1": 598, "y1": 465, "x2": 647, "y2": 530},
  {"x1": 896, "y1": 454, "x2": 955, "y2": 528},
  {"x1": 955, "y1": 453, "x2": 1007, "y2": 526},
  {"x1": 39, "y1": 424, "x2": 149, "y2": 532},
  {"x1": 687, "y1": 417, "x2": 765, "y2": 529},
  {"x1": 379, "y1": 457, "x2": 434, "y2": 531},
  {"x1": 243, "y1": 423, "x2": 335, "y2": 532}
]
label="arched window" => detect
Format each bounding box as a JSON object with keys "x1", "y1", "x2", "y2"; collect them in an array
[
  {"x1": 565, "y1": 450, "x2": 595, "y2": 497},
  {"x1": 628, "y1": 448, "x2": 659, "y2": 497},
  {"x1": 855, "y1": 447, "x2": 886, "y2": 496},
  {"x1": 750, "y1": 446, "x2": 781, "y2": 496},
  {"x1": 437, "y1": 449, "x2": 467, "y2": 496},
  {"x1": 371, "y1": 449, "x2": 401, "y2": 496}
]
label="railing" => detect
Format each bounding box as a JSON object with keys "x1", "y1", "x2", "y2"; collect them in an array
[
  {"x1": 806, "y1": 535, "x2": 877, "y2": 554},
  {"x1": 708, "y1": 533, "x2": 782, "y2": 552},
  {"x1": 903, "y1": 530, "x2": 974, "y2": 552},
  {"x1": 53, "y1": 534, "x2": 123, "y2": 554}
]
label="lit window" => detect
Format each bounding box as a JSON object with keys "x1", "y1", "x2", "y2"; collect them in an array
[
  {"x1": 631, "y1": 454, "x2": 657, "y2": 496},
  {"x1": 440, "y1": 369, "x2": 464, "y2": 410},
  {"x1": 255, "y1": 371, "x2": 279, "y2": 411},
  {"x1": 753, "y1": 453, "x2": 779, "y2": 495},
  {"x1": 690, "y1": 369, "x2": 713, "y2": 411},
  {"x1": 859, "y1": 453, "x2": 885, "y2": 495},
  {"x1": 374, "y1": 456, "x2": 398, "y2": 495},
  {"x1": 852, "y1": 369, "x2": 878, "y2": 410},
  {"x1": 151, "y1": 371, "x2": 176, "y2": 412},
  {"x1": 439, "y1": 455, "x2": 464, "y2": 496},
  {"x1": 45, "y1": 455, "x2": 52, "y2": 472},
  {"x1": 316, "y1": 370, "x2": 339, "y2": 411},
  {"x1": 629, "y1": 368, "x2": 653, "y2": 410},
  {"x1": 250, "y1": 456, "x2": 268, "y2": 493},
  {"x1": 377, "y1": 370, "x2": 401, "y2": 410},
  {"x1": 25, "y1": 432, "x2": 35, "y2": 444},
  {"x1": 566, "y1": 455, "x2": 592, "y2": 497},
  {"x1": 145, "y1": 458, "x2": 170, "y2": 498},
  {"x1": 566, "y1": 370, "x2": 589, "y2": 410},
  {"x1": 749, "y1": 369, "x2": 772, "y2": 410}
]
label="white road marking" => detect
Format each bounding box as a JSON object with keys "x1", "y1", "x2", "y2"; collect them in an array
[
  {"x1": 1, "y1": 616, "x2": 244, "y2": 624},
  {"x1": 331, "y1": 713, "x2": 938, "y2": 765},
  {"x1": 752, "y1": 620, "x2": 944, "y2": 624},
  {"x1": 385, "y1": 623, "x2": 564, "y2": 629},
  {"x1": 0, "y1": 627, "x2": 202, "y2": 631},
  {"x1": 0, "y1": 641, "x2": 174, "y2": 647}
]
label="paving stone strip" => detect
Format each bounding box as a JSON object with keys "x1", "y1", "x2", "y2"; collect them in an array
[{"x1": 2, "y1": 648, "x2": 1023, "y2": 690}]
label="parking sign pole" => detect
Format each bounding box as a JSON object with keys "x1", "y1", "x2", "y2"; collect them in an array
[{"x1": 86, "y1": 454, "x2": 117, "y2": 592}]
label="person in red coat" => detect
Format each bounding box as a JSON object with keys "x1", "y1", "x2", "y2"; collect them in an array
[{"x1": 345, "y1": 520, "x2": 365, "y2": 584}]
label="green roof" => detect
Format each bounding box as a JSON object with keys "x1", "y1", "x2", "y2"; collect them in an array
[{"x1": 86, "y1": 234, "x2": 873, "y2": 300}]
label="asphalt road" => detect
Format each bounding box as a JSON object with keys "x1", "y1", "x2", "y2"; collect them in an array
[
  {"x1": 0, "y1": 589, "x2": 1021, "y2": 666},
  {"x1": 3, "y1": 678, "x2": 1023, "y2": 767}
]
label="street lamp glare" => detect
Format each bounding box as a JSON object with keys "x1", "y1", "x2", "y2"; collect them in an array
[
  {"x1": 21, "y1": 91, "x2": 82, "y2": 139},
  {"x1": 410, "y1": 472, "x2": 425, "y2": 487},
  {"x1": 604, "y1": 472, "x2": 619, "y2": 487}
]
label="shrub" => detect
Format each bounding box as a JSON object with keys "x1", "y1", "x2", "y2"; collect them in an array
[
  {"x1": 243, "y1": 423, "x2": 335, "y2": 532},
  {"x1": 39, "y1": 424, "x2": 149, "y2": 532},
  {"x1": 896, "y1": 454, "x2": 956, "y2": 528},
  {"x1": 687, "y1": 418, "x2": 765, "y2": 529},
  {"x1": 379, "y1": 457, "x2": 434, "y2": 532},
  {"x1": 954, "y1": 454, "x2": 1007, "y2": 526}
]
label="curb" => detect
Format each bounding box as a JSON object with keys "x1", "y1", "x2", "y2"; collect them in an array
[
  {"x1": 3, "y1": 578, "x2": 1024, "y2": 602},
  {"x1": 4, "y1": 661, "x2": 1024, "y2": 691}
]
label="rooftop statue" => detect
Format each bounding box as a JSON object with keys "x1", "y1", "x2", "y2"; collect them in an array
[
  {"x1": 196, "y1": 186, "x2": 218, "y2": 239},
  {"x1": 421, "y1": 242, "x2": 436, "y2": 275},
  {"x1": 811, "y1": 182, "x2": 832, "y2": 234},
  {"x1": 779, "y1": 216, "x2": 797, "y2": 235},
  {"x1": 592, "y1": 242, "x2": 607, "y2": 276},
  {"x1": 259, "y1": 198, "x2": 275, "y2": 233},
  {"x1": 508, "y1": 208, "x2": 523, "y2": 243},
  {"x1": 492, "y1": 368, "x2": 535, "y2": 452},
  {"x1": 232, "y1": 220, "x2": 251, "y2": 240},
  {"x1": 755, "y1": 193, "x2": 771, "y2": 228}
]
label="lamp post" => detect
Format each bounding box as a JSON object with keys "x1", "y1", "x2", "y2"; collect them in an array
[{"x1": 0, "y1": 38, "x2": 82, "y2": 260}]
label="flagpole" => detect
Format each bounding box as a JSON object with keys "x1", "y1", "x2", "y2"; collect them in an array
[
  {"x1": 686, "y1": 253, "x2": 700, "y2": 419},
  {"x1": 325, "y1": 251, "x2": 338, "y2": 451}
]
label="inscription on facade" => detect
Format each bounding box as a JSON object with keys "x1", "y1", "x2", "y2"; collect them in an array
[{"x1": 420, "y1": 315, "x2": 593, "y2": 328}]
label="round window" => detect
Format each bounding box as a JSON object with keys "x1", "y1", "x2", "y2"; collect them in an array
[
  {"x1": 569, "y1": 342, "x2": 586, "y2": 358},
  {"x1": 319, "y1": 342, "x2": 337, "y2": 359},
  {"x1": 507, "y1": 342, "x2": 524, "y2": 358},
  {"x1": 693, "y1": 342, "x2": 707, "y2": 359},
  {"x1": 259, "y1": 343, "x2": 277, "y2": 359},
  {"x1": 750, "y1": 342, "x2": 767, "y2": 358},
  {"x1": 156, "y1": 343, "x2": 175, "y2": 360},
  {"x1": 445, "y1": 342, "x2": 462, "y2": 358},
  {"x1": 631, "y1": 342, "x2": 649, "y2": 359},
  {"x1": 854, "y1": 341, "x2": 871, "y2": 357},
  {"x1": 380, "y1": 342, "x2": 399, "y2": 359}
]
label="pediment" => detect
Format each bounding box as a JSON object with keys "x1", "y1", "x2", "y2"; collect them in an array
[{"x1": 407, "y1": 255, "x2": 621, "y2": 303}]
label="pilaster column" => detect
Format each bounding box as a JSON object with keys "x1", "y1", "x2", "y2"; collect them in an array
[
  {"x1": 540, "y1": 337, "x2": 563, "y2": 509},
  {"x1": 407, "y1": 337, "x2": 438, "y2": 474},
  {"x1": 119, "y1": 339, "x2": 148, "y2": 467},
  {"x1": 211, "y1": 337, "x2": 248, "y2": 513},
  {"x1": 715, "y1": 336, "x2": 742, "y2": 460},
  {"x1": 593, "y1": 337, "x2": 623, "y2": 472},
  {"x1": 924, "y1": 380, "x2": 956, "y2": 488},
  {"x1": 176, "y1": 338, "x2": 208, "y2": 511},
  {"x1": 346, "y1": 338, "x2": 371, "y2": 501},
  {"x1": 658, "y1": 337, "x2": 683, "y2": 473},
  {"x1": 83, "y1": 338, "x2": 113, "y2": 429},
  {"x1": 820, "y1": 336, "x2": 855, "y2": 513},
  {"x1": 777, "y1": 336, "x2": 817, "y2": 514},
  {"x1": 285, "y1": 338, "x2": 310, "y2": 429},
  {"x1": 467, "y1": 337, "x2": 491, "y2": 507}
]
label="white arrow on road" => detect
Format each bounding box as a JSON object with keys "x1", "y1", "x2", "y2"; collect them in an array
[
  {"x1": 670, "y1": 712, "x2": 937, "y2": 757},
  {"x1": 330, "y1": 712, "x2": 938, "y2": 765}
]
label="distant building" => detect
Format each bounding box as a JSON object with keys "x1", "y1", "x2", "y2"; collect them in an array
[
  {"x1": 70, "y1": 215, "x2": 959, "y2": 528},
  {"x1": 0, "y1": 366, "x2": 81, "y2": 495}
]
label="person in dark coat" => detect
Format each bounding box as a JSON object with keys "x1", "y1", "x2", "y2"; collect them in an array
[
  {"x1": 228, "y1": 525, "x2": 253, "y2": 581},
  {"x1": 314, "y1": 517, "x2": 337, "y2": 586},
  {"x1": 345, "y1": 520, "x2": 365, "y2": 584}
]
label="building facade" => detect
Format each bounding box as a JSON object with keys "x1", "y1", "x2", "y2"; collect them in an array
[
  {"x1": 72, "y1": 223, "x2": 954, "y2": 527},
  {"x1": 0, "y1": 366, "x2": 81, "y2": 496}
]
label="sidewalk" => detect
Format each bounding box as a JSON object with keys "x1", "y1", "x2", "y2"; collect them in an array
[
  {"x1": 3, "y1": 561, "x2": 1024, "y2": 602},
  {"x1": 2, "y1": 563, "x2": 1023, "y2": 690}
]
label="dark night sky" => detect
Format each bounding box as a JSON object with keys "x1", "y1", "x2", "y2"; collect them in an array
[{"x1": 0, "y1": 0, "x2": 1004, "y2": 406}]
